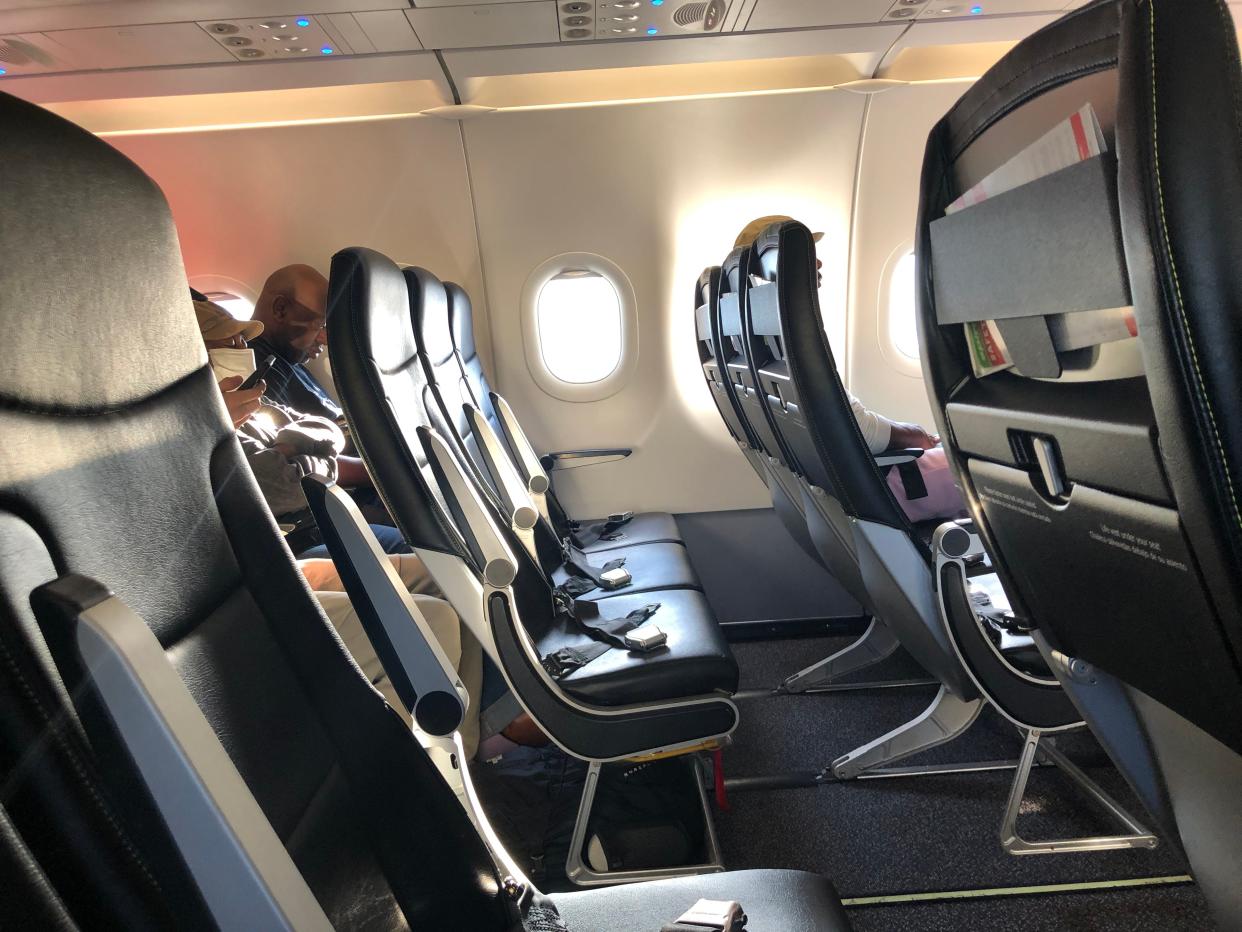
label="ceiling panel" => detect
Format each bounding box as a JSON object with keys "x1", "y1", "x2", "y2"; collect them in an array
[
  {"x1": 916, "y1": 0, "x2": 1065, "y2": 18},
  {"x1": 444, "y1": 22, "x2": 901, "y2": 78},
  {"x1": 353, "y1": 10, "x2": 424, "y2": 52},
  {"x1": 406, "y1": 2, "x2": 559, "y2": 49},
  {"x1": 41, "y1": 23, "x2": 234, "y2": 68},
  {"x1": 0, "y1": 2, "x2": 409, "y2": 34},
  {"x1": 0, "y1": 31, "x2": 83, "y2": 74},
  {"x1": 746, "y1": 0, "x2": 895, "y2": 30}
]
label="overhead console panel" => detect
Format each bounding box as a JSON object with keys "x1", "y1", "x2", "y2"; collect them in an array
[{"x1": 560, "y1": 0, "x2": 733, "y2": 41}]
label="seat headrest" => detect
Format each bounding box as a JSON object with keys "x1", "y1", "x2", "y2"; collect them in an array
[
  {"x1": 0, "y1": 93, "x2": 203, "y2": 410},
  {"x1": 754, "y1": 221, "x2": 786, "y2": 256},
  {"x1": 405, "y1": 267, "x2": 454, "y2": 366},
  {"x1": 329, "y1": 248, "x2": 419, "y2": 375},
  {"x1": 445, "y1": 282, "x2": 476, "y2": 361},
  {"x1": 721, "y1": 247, "x2": 745, "y2": 275}
]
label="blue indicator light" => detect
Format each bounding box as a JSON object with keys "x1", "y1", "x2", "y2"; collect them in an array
[
  {"x1": 320, "y1": 46, "x2": 335, "y2": 54},
  {"x1": 646, "y1": 25, "x2": 658, "y2": 34},
  {"x1": 970, "y1": 4, "x2": 983, "y2": 12},
  {"x1": 0, "y1": 68, "x2": 6, "y2": 76},
  {"x1": 296, "y1": 17, "x2": 311, "y2": 27},
  {"x1": 651, "y1": 0, "x2": 663, "y2": 6}
]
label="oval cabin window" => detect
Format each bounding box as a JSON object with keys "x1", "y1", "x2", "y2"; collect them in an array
[
  {"x1": 535, "y1": 270, "x2": 624, "y2": 384},
  {"x1": 888, "y1": 251, "x2": 921, "y2": 361}
]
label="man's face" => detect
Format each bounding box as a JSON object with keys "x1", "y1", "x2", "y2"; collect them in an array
[{"x1": 273, "y1": 280, "x2": 328, "y2": 363}]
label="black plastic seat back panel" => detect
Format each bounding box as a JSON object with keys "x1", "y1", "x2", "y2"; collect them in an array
[
  {"x1": 917, "y1": 0, "x2": 1242, "y2": 757},
  {"x1": 696, "y1": 267, "x2": 753, "y2": 446},
  {"x1": 0, "y1": 94, "x2": 510, "y2": 931}
]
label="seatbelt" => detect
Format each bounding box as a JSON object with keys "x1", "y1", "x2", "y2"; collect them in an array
[
  {"x1": 541, "y1": 593, "x2": 661, "y2": 678},
  {"x1": 561, "y1": 539, "x2": 632, "y2": 593},
  {"x1": 895, "y1": 460, "x2": 928, "y2": 500},
  {"x1": 567, "y1": 511, "x2": 634, "y2": 547}
]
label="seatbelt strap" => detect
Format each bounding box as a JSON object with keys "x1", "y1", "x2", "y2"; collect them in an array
[
  {"x1": 561, "y1": 539, "x2": 631, "y2": 592},
  {"x1": 542, "y1": 591, "x2": 661, "y2": 677},
  {"x1": 567, "y1": 511, "x2": 634, "y2": 547},
  {"x1": 895, "y1": 460, "x2": 928, "y2": 500}
]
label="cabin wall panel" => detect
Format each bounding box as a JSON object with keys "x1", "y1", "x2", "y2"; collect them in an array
[
  {"x1": 463, "y1": 89, "x2": 866, "y2": 517},
  {"x1": 845, "y1": 81, "x2": 972, "y2": 429},
  {"x1": 109, "y1": 116, "x2": 491, "y2": 390}
]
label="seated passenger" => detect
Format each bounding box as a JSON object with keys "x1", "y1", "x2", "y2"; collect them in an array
[
  {"x1": 736, "y1": 216, "x2": 966, "y2": 523},
  {"x1": 248, "y1": 263, "x2": 398, "y2": 528},
  {"x1": 195, "y1": 295, "x2": 484, "y2": 747},
  {"x1": 195, "y1": 296, "x2": 407, "y2": 556}
]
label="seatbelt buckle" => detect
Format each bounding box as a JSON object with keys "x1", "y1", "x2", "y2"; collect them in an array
[
  {"x1": 623, "y1": 625, "x2": 667, "y2": 652},
  {"x1": 607, "y1": 511, "x2": 634, "y2": 525},
  {"x1": 668, "y1": 899, "x2": 747, "y2": 931},
  {"x1": 600, "y1": 566, "x2": 632, "y2": 589}
]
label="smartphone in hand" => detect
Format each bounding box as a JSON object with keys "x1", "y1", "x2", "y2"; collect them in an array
[{"x1": 239, "y1": 355, "x2": 277, "y2": 392}]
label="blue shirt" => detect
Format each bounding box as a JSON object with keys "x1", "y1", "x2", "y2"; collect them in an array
[{"x1": 248, "y1": 336, "x2": 341, "y2": 423}]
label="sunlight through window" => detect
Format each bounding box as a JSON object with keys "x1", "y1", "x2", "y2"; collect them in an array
[
  {"x1": 888, "y1": 251, "x2": 920, "y2": 361},
  {"x1": 536, "y1": 271, "x2": 623, "y2": 384}
]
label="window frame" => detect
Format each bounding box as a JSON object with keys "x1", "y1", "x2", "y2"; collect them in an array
[
  {"x1": 188, "y1": 274, "x2": 257, "y2": 321},
  {"x1": 520, "y1": 252, "x2": 637, "y2": 403}
]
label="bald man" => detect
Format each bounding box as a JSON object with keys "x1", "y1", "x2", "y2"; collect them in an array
[
  {"x1": 248, "y1": 264, "x2": 340, "y2": 423},
  {"x1": 248, "y1": 263, "x2": 377, "y2": 503}
]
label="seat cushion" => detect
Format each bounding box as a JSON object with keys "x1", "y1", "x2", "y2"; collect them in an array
[
  {"x1": 553, "y1": 541, "x2": 701, "y2": 600},
  {"x1": 577, "y1": 511, "x2": 682, "y2": 554},
  {"x1": 551, "y1": 869, "x2": 852, "y2": 932},
  {"x1": 541, "y1": 589, "x2": 737, "y2": 705}
]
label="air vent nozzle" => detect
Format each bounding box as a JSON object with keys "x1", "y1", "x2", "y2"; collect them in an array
[{"x1": 672, "y1": 1, "x2": 708, "y2": 27}]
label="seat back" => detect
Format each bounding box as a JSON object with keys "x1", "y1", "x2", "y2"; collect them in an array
[
  {"x1": 766, "y1": 218, "x2": 975, "y2": 698},
  {"x1": 447, "y1": 281, "x2": 500, "y2": 435},
  {"x1": 695, "y1": 266, "x2": 754, "y2": 448},
  {"x1": 408, "y1": 268, "x2": 565, "y2": 573},
  {"x1": 0, "y1": 93, "x2": 511, "y2": 930},
  {"x1": 917, "y1": 0, "x2": 1242, "y2": 917}
]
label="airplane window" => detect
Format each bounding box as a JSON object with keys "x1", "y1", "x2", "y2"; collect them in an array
[
  {"x1": 888, "y1": 251, "x2": 920, "y2": 361},
  {"x1": 536, "y1": 270, "x2": 623, "y2": 384},
  {"x1": 203, "y1": 291, "x2": 255, "y2": 320}
]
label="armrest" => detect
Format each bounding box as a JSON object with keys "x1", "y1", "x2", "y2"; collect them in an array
[
  {"x1": 420, "y1": 426, "x2": 520, "y2": 591},
  {"x1": 539, "y1": 449, "x2": 632, "y2": 472},
  {"x1": 464, "y1": 404, "x2": 539, "y2": 531},
  {"x1": 874, "y1": 447, "x2": 927, "y2": 467},
  {"x1": 490, "y1": 392, "x2": 550, "y2": 495},
  {"x1": 302, "y1": 477, "x2": 469, "y2": 736},
  {"x1": 30, "y1": 575, "x2": 332, "y2": 932}
]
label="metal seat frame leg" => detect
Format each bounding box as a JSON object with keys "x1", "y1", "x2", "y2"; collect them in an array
[
  {"x1": 779, "y1": 618, "x2": 938, "y2": 695},
  {"x1": 565, "y1": 756, "x2": 726, "y2": 887},
  {"x1": 1000, "y1": 729, "x2": 1158, "y2": 855},
  {"x1": 829, "y1": 684, "x2": 985, "y2": 780}
]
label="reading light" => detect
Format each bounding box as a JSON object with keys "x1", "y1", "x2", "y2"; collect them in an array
[
  {"x1": 320, "y1": 46, "x2": 335, "y2": 54},
  {"x1": 646, "y1": 25, "x2": 658, "y2": 34},
  {"x1": 296, "y1": 17, "x2": 311, "y2": 27}
]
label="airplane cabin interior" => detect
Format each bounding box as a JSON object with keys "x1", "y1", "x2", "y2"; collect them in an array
[{"x1": 2, "y1": 0, "x2": 1242, "y2": 929}]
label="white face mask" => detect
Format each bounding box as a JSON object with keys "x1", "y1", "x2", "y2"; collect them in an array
[{"x1": 208, "y1": 347, "x2": 256, "y2": 384}]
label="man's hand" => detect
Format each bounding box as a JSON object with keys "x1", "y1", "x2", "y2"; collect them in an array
[
  {"x1": 888, "y1": 422, "x2": 939, "y2": 451},
  {"x1": 217, "y1": 375, "x2": 265, "y2": 429}
]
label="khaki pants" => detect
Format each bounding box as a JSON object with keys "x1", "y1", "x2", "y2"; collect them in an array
[{"x1": 299, "y1": 555, "x2": 483, "y2": 758}]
